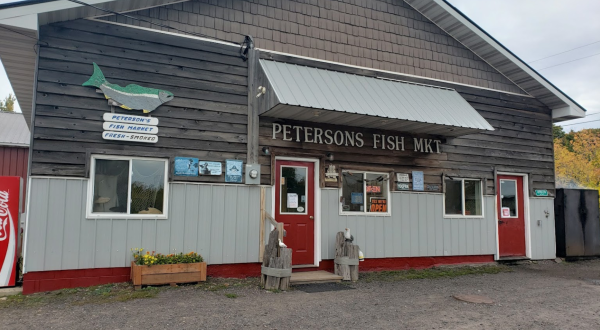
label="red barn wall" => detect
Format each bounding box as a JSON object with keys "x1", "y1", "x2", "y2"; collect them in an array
[{"x1": 0, "y1": 146, "x2": 29, "y2": 212}]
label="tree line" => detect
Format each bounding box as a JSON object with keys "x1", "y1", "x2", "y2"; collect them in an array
[{"x1": 553, "y1": 125, "x2": 600, "y2": 194}]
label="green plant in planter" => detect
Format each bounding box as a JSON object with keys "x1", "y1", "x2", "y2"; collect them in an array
[{"x1": 131, "y1": 248, "x2": 204, "y2": 266}]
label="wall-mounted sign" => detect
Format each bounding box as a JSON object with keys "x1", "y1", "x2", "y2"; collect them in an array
[
  {"x1": 535, "y1": 190, "x2": 549, "y2": 197},
  {"x1": 83, "y1": 62, "x2": 174, "y2": 113},
  {"x1": 225, "y1": 159, "x2": 243, "y2": 183},
  {"x1": 199, "y1": 161, "x2": 222, "y2": 175},
  {"x1": 366, "y1": 185, "x2": 381, "y2": 193},
  {"x1": 426, "y1": 184, "x2": 440, "y2": 191},
  {"x1": 174, "y1": 157, "x2": 199, "y2": 176},
  {"x1": 103, "y1": 113, "x2": 159, "y2": 125},
  {"x1": 412, "y1": 171, "x2": 424, "y2": 191},
  {"x1": 501, "y1": 207, "x2": 511, "y2": 217},
  {"x1": 0, "y1": 177, "x2": 20, "y2": 287},
  {"x1": 396, "y1": 173, "x2": 410, "y2": 183},
  {"x1": 103, "y1": 122, "x2": 158, "y2": 134},
  {"x1": 369, "y1": 198, "x2": 387, "y2": 212},
  {"x1": 271, "y1": 123, "x2": 442, "y2": 154},
  {"x1": 397, "y1": 183, "x2": 410, "y2": 190},
  {"x1": 102, "y1": 131, "x2": 158, "y2": 143},
  {"x1": 324, "y1": 164, "x2": 339, "y2": 182},
  {"x1": 351, "y1": 192, "x2": 363, "y2": 204}
]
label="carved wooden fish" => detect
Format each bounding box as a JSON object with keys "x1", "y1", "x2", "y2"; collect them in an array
[{"x1": 82, "y1": 62, "x2": 174, "y2": 113}]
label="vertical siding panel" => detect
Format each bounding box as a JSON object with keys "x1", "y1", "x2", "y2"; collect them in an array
[
  {"x1": 451, "y1": 218, "x2": 460, "y2": 255},
  {"x1": 392, "y1": 193, "x2": 402, "y2": 256},
  {"x1": 78, "y1": 182, "x2": 96, "y2": 269},
  {"x1": 197, "y1": 185, "x2": 213, "y2": 262},
  {"x1": 383, "y1": 205, "x2": 393, "y2": 257},
  {"x1": 44, "y1": 179, "x2": 67, "y2": 270},
  {"x1": 327, "y1": 190, "x2": 338, "y2": 259},
  {"x1": 400, "y1": 194, "x2": 411, "y2": 257},
  {"x1": 473, "y1": 217, "x2": 481, "y2": 255},
  {"x1": 466, "y1": 219, "x2": 474, "y2": 255},
  {"x1": 246, "y1": 187, "x2": 260, "y2": 262},
  {"x1": 183, "y1": 185, "x2": 200, "y2": 253},
  {"x1": 126, "y1": 219, "x2": 142, "y2": 264},
  {"x1": 320, "y1": 190, "x2": 329, "y2": 259},
  {"x1": 235, "y1": 186, "x2": 249, "y2": 263},
  {"x1": 546, "y1": 200, "x2": 556, "y2": 259},
  {"x1": 222, "y1": 186, "x2": 238, "y2": 264},
  {"x1": 426, "y1": 194, "x2": 436, "y2": 256},
  {"x1": 374, "y1": 217, "x2": 385, "y2": 258},
  {"x1": 61, "y1": 180, "x2": 83, "y2": 270},
  {"x1": 434, "y1": 195, "x2": 444, "y2": 256},
  {"x1": 418, "y1": 194, "x2": 427, "y2": 256},
  {"x1": 141, "y1": 220, "x2": 157, "y2": 254},
  {"x1": 365, "y1": 214, "x2": 375, "y2": 258},
  {"x1": 169, "y1": 184, "x2": 186, "y2": 254},
  {"x1": 210, "y1": 185, "x2": 225, "y2": 264},
  {"x1": 110, "y1": 220, "x2": 127, "y2": 267},
  {"x1": 442, "y1": 216, "x2": 451, "y2": 256},
  {"x1": 409, "y1": 194, "x2": 419, "y2": 256},
  {"x1": 25, "y1": 178, "x2": 49, "y2": 271},
  {"x1": 459, "y1": 219, "x2": 467, "y2": 255},
  {"x1": 94, "y1": 219, "x2": 112, "y2": 268}
]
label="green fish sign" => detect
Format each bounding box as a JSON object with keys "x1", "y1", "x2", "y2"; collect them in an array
[{"x1": 82, "y1": 62, "x2": 174, "y2": 113}]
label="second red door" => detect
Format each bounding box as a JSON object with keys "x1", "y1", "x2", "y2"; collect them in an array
[{"x1": 497, "y1": 175, "x2": 526, "y2": 257}]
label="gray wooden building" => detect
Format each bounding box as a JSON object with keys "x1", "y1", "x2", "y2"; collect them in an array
[{"x1": 0, "y1": 0, "x2": 584, "y2": 293}]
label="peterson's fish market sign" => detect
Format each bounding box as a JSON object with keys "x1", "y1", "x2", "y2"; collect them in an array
[
  {"x1": 271, "y1": 123, "x2": 442, "y2": 153},
  {"x1": 102, "y1": 113, "x2": 159, "y2": 144}
]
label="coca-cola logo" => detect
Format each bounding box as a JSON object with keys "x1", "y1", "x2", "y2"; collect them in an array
[{"x1": 0, "y1": 190, "x2": 9, "y2": 242}]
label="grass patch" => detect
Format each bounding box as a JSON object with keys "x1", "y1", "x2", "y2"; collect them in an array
[
  {"x1": 195, "y1": 277, "x2": 259, "y2": 292},
  {"x1": 0, "y1": 283, "x2": 166, "y2": 309},
  {"x1": 225, "y1": 293, "x2": 238, "y2": 298},
  {"x1": 360, "y1": 265, "x2": 511, "y2": 283}
]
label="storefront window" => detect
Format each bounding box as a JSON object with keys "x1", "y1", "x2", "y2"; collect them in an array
[
  {"x1": 341, "y1": 171, "x2": 389, "y2": 215},
  {"x1": 89, "y1": 156, "x2": 168, "y2": 218},
  {"x1": 444, "y1": 179, "x2": 482, "y2": 217},
  {"x1": 280, "y1": 166, "x2": 307, "y2": 214}
]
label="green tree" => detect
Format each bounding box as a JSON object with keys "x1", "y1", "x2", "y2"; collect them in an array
[
  {"x1": 0, "y1": 93, "x2": 16, "y2": 112},
  {"x1": 552, "y1": 124, "x2": 565, "y2": 140}
]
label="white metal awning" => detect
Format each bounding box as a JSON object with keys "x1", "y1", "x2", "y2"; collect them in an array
[{"x1": 258, "y1": 60, "x2": 494, "y2": 137}]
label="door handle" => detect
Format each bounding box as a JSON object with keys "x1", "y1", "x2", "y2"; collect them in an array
[
  {"x1": 309, "y1": 216, "x2": 314, "y2": 219},
  {"x1": 498, "y1": 220, "x2": 505, "y2": 224}
]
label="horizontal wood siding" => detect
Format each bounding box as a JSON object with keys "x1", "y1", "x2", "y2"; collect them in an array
[
  {"x1": 320, "y1": 189, "x2": 496, "y2": 259},
  {"x1": 25, "y1": 178, "x2": 261, "y2": 272},
  {"x1": 32, "y1": 19, "x2": 251, "y2": 183},
  {"x1": 100, "y1": 0, "x2": 524, "y2": 94},
  {"x1": 0, "y1": 146, "x2": 29, "y2": 212},
  {"x1": 257, "y1": 53, "x2": 555, "y2": 196}
]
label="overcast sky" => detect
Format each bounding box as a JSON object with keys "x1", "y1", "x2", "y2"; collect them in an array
[{"x1": 1, "y1": 0, "x2": 599, "y2": 131}]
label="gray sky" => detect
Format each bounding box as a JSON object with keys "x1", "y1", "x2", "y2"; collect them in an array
[{"x1": 1, "y1": 0, "x2": 599, "y2": 131}]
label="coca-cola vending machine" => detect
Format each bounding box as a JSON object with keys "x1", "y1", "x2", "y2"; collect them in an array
[{"x1": 0, "y1": 176, "x2": 21, "y2": 287}]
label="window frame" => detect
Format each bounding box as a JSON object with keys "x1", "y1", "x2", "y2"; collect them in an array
[
  {"x1": 443, "y1": 178, "x2": 484, "y2": 218},
  {"x1": 86, "y1": 154, "x2": 170, "y2": 220},
  {"x1": 279, "y1": 165, "x2": 309, "y2": 215},
  {"x1": 339, "y1": 170, "x2": 391, "y2": 217},
  {"x1": 499, "y1": 179, "x2": 519, "y2": 218}
]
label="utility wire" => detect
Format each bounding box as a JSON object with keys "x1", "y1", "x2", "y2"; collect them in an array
[
  {"x1": 529, "y1": 40, "x2": 600, "y2": 63},
  {"x1": 561, "y1": 118, "x2": 600, "y2": 127},
  {"x1": 537, "y1": 52, "x2": 600, "y2": 70},
  {"x1": 66, "y1": 0, "x2": 238, "y2": 45}
]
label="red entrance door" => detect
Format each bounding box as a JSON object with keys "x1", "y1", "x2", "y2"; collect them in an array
[
  {"x1": 497, "y1": 175, "x2": 526, "y2": 257},
  {"x1": 275, "y1": 160, "x2": 315, "y2": 265}
]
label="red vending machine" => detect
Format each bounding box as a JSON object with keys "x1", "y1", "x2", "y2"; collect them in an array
[{"x1": 0, "y1": 176, "x2": 21, "y2": 287}]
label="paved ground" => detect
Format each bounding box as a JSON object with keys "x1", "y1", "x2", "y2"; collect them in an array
[{"x1": 2, "y1": 260, "x2": 600, "y2": 329}]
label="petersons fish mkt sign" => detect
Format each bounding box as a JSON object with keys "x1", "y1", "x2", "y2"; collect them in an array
[
  {"x1": 102, "y1": 113, "x2": 159, "y2": 144},
  {"x1": 272, "y1": 123, "x2": 442, "y2": 153},
  {"x1": 0, "y1": 177, "x2": 21, "y2": 287}
]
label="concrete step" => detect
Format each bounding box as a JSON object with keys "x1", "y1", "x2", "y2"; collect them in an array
[{"x1": 290, "y1": 271, "x2": 343, "y2": 285}]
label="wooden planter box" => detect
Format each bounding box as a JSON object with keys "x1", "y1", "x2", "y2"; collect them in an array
[{"x1": 131, "y1": 261, "x2": 207, "y2": 289}]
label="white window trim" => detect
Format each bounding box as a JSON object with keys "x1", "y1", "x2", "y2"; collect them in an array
[
  {"x1": 86, "y1": 154, "x2": 170, "y2": 220},
  {"x1": 279, "y1": 165, "x2": 309, "y2": 215},
  {"x1": 339, "y1": 171, "x2": 391, "y2": 217},
  {"x1": 443, "y1": 178, "x2": 484, "y2": 219},
  {"x1": 499, "y1": 179, "x2": 519, "y2": 219}
]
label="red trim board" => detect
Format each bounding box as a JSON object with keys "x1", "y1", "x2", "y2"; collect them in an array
[{"x1": 22, "y1": 256, "x2": 494, "y2": 294}]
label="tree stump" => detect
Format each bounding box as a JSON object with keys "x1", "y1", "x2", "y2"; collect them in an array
[
  {"x1": 334, "y1": 231, "x2": 360, "y2": 281},
  {"x1": 261, "y1": 229, "x2": 292, "y2": 290}
]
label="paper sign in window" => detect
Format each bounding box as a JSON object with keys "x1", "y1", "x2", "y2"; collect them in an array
[{"x1": 287, "y1": 193, "x2": 298, "y2": 208}]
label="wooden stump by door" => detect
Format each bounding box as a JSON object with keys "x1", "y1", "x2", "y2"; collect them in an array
[
  {"x1": 261, "y1": 229, "x2": 292, "y2": 290},
  {"x1": 334, "y1": 232, "x2": 359, "y2": 281}
]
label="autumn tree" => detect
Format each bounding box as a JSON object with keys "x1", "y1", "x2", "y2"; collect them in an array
[
  {"x1": 0, "y1": 93, "x2": 16, "y2": 112},
  {"x1": 554, "y1": 129, "x2": 600, "y2": 193}
]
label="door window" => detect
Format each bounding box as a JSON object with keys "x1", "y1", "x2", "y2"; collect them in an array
[
  {"x1": 280, "y1": 166, "x2": 307, "y2": 214},
  {"x1": 500, "y1": 179, "x2": 518, "y2": 217}
]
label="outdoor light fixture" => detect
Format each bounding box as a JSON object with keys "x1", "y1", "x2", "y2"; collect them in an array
[
  {"x1": 326, "y1": 152, "x2": 334, "y2": 161},
  {"x1": 313, "y1": 111, "x2": 321, "y2": 117},
  {"x1": 262, "y1": 147, "x2": 270, "y2": 155}
]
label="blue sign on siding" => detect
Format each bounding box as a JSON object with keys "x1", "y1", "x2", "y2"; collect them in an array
[
  {"x1": 174, "y1": 157, "x2": 199, "y2": 176},
  {"x1": 412, "y1": 171, "x2": 424, "y2": 191},
  {"x1": 225, "y1": 159, "x2": 243, "y2": 183},
  {"x1": 351, "y1": 192, "x2": 363, "y2": 204}
]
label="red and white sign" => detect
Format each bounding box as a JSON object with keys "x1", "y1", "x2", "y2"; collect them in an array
[
  {"x1": 501, "y1": 207, "x2": 511, "y2": 218},
  {"x1": 0, "y1": 177, "x2": 21, "y2": 287}
]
